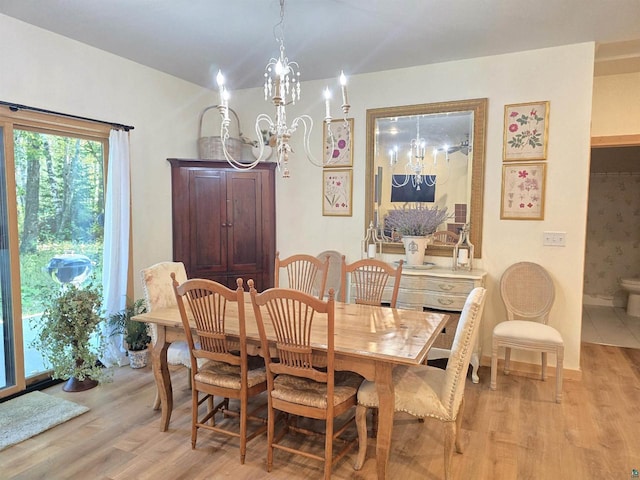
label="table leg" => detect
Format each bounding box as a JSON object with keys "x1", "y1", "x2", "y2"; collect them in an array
[
  {"x1": 152, "y1": 326, "x2": 173, "y2": 432},
  {"x1": 374, "y1": 361, "x2": 394, "y2": 480}
]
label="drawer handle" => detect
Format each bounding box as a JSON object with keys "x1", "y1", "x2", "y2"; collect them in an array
[
  {"x1": 438, "y1": 284, "x2": 455, "y2": 291},
  {"x1": 437, "y1": 298, "x2": 454, "y2": 306}
]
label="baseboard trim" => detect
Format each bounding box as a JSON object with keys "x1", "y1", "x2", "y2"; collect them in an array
[{"x1": 480, "y1": 355, "x2": 582, "y2": 382}]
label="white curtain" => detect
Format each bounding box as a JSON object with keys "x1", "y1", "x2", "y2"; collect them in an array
[{"x1": 101, "y1": 129, "x2": 131, "y2": 367}]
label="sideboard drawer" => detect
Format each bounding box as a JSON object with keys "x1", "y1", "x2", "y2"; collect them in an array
[{"x1": 399, "y1": 275, "x2": 476, "y2": 295}]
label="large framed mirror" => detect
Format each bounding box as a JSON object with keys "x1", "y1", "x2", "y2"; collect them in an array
[{"x1": 365, "y1": 98, "x2": 487, "y2": 257}]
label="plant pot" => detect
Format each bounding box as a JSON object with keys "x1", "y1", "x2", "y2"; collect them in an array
[
  {"x1": 63, "y1": 376, "x2": 98, "y2": 392},
  {"x1": 128, "y1": 348, "x2": 149, "y2": 369},
  {"x1": 402, "y1": 235, "x2": 430, "y2": 266}
]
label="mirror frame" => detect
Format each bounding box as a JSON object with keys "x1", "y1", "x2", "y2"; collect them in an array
[{"x1": 365, "y1": 98, "x2": 487, "y2": 258}]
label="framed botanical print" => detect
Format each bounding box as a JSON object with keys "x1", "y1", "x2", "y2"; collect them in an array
[
  {"x1": 322, "y1": 169, "x2": 352, "y2": 216},
  {"x1": 500, "y1": 162, "x2": 546, "y2": 220},
  {"x1": 323, "y1": 118, "x2": 353, "y2": 167},
  {"x1": 503, "y1": 101, "x2": 550, "y2": 161}
]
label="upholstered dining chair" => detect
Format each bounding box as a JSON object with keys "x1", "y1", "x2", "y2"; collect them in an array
[
  {"x1": 340, "y1": 257, "x2": 403, "y2": 308},
  {"x1": 354, "y1": 287, "x2": 487, "y2": 479},
  {"x1": 140, "y1": 261, "x2": 191, "y2": 409},
  {"x1": 274, "y1": 251, "x2": 330, "y2": 299},
  {"x1": 249, "y1": 281, "x2": 362, "y2": 480},
  {"x1": 315, "y1": 250, "x2": 343, "y2": 300},
  {"x1": 172, "y1": 275, "x2": 267, "y2": 464},
  {"x1": 491, "y1": 262, "x2": 564, "y2": 403}
]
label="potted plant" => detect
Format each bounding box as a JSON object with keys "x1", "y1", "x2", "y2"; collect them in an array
[
  {"x1": 30, "y1": 282, "x2": 109, "y2": 391},
  {"x1": 384, "y1": 205, "x2": 449, "y2": 266},
  {"x1": 107, "y1": 298, "x2": 151, "y2": 368}
]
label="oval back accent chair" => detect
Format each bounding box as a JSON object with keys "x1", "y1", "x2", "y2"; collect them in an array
[{"x1": 490, "y1": 261, "x2": 564, "y2": 403}]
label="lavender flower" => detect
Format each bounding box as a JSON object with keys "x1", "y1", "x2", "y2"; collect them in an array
[{"x1": 384, "y1": 205, "x2": 449, "y2": 237}]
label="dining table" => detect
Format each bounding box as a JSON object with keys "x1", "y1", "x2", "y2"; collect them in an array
[{"x1": 133, "y1": 295, "x2": 449, "y2": 480}]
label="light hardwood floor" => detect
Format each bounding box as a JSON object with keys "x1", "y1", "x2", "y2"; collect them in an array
[{"x1": 1, "y1": 342, "x2": 639, "y2": 479}]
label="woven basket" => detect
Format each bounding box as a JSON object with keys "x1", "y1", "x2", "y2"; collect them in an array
[{"x1": 198, "y1": 105, "x2": 243, "y2": 160}]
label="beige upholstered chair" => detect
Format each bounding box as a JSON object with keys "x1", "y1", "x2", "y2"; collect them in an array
[
  {"x1": 315, "y1": 250, "x2": 343, "y2": 300},
  {"x1": 249, "y1": 282, "x2": 361, "y2": 480},
  {"x1": 340, "y1": 257, "x2": 403, "y2": 308},
  {"x1": 172, "y1": 275, "x2": 267, "y2": 464},
  {"x1": 433, "y1": 230, "x2": 460, "y2": 245},
  {"x1": 140, "y1": 261, "x2": 191, "y2": 409},
  {"x1": 354, "y1": 287, "x2": 487, "y2": 479},
  {"x1": 274, "y1": 251, "x2": 330, "y2": 299},
  {"x1": 491, "y1": 262, "x2": 564, "y2": 403}
]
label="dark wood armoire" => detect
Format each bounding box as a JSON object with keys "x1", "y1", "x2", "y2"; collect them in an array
[{"x1": 168, "y1": 159, "x2": 276, "y2": 291}]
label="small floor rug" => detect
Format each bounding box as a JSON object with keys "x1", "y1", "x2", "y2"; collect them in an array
[{"x1": 0, "y1": 390, "x2": 89, "y2": 451}]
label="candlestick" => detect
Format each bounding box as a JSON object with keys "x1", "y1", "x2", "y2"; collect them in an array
[
  {"x1": 323, "y1": 87, "x2": 331, "y2": 119},
  {"x1": 340, "y1": 71, "x2": 348, "y2": 105},
  {"x1": 216, "y1": 70, "x2": 225, "y2": 105},
  {"x1": 458, "y1": 249, "x2": 468, "y2": 265}
]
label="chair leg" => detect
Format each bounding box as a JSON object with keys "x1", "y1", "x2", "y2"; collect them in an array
[
  {"x1": 191, "y1": 390, "x2": 199, "y2": 449},
  {"x1": 443, "y1": 421, "x2": 456, "y2": 480},
  {"x1": 266, "y1": 400, "x2": 275, "y2": 473},
  {"x1": 555, "y1": 347, "x2": 564, "y2": 403},
  {"x1": 324, "y1": 409, "x2": 334, "y2": 480},
  {"x1": 354, "y1": 405, "x2": 368, "y2": 470},
  {"x1": 541, "y1": 352, "x2": 548, "y2": 381},
  {"x1": 490, "y1": 342, "x2": 498, "y2": 390},
  {"x1": 454, "y1": 397, "x2": 464, "y2": 454},
  {"x1": 504, "y1": 347, "x2": 511, "y2": 374},
  {"x1": 239, "y1": 396, "x2": 247, "y2": 465}
]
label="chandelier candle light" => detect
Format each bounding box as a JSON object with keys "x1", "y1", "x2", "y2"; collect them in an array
[{"x1": 216, "y1": 0, "x2": 351, "y2": 177}]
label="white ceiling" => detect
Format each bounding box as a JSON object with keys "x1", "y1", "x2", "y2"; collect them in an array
[{"x1": 1, "y1": 0, "x2": 640, "y2": 90}]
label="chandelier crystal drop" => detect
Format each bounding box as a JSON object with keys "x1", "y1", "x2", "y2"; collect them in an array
[{"x1": 216, "y1": 0, "x2": 351, "y2": 177}]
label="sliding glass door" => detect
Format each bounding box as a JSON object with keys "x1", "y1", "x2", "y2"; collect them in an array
[
  {"x1": 0, "y1": 125, "x2": 19, "y2": 392},
  {"x1": 0, "y1": 110, "x2": 108, "y2": 398}
]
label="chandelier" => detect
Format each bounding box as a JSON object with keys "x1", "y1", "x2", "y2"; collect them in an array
[
  {"x1": 389, "y1": 116, "x2": 456, "y2": 190},
  {"x1": 216, "y1": 0, "x2": 351, "y2": 178}
]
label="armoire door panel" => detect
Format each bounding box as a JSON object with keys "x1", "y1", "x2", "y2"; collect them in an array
[
  {"x1": 189, "y1": 169, "x2": 226, "y2": 274},
  {"x1": 227, "y1": 171, "x2": 263, "y2": 272}
]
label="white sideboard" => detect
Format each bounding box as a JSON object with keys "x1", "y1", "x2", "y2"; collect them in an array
[{"x1": 348, "y1": 265, "x2": 487, "y2": 383}]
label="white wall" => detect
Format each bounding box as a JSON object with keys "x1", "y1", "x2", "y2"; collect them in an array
[
  {"x1": 592, "y1": 72, "x2": 640, "y2": 136},
  {"x1": 1, "y1": 12, "x2": 595, "y2": 371},
  {"x1": 0, "y1": 14, "x2": 213, "y2": 289},
  {"x1": 232, "y1": 43, "x2": 595, "y2": 371}
]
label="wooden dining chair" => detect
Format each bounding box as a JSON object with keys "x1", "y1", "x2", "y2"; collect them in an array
[
  {"x1": 354, "y1": 287, "x2": 487, "y2": 479},
  {"x1": 274, "y1": 251, "x2": 330, "y2": 299},
  {"x1": 340, "y1": 257, "x2": 403, "y2": 308},
  {"x1": 248, "y1": 281, "x2": 362, "y2": 480},
  {"x1": 491, "y1": 262, "x2": 564, "y2": 403},
  {"x1": 172, "y1": 275, "x2": 267, "y2": 464},
  {"x1": 433, "y1": 230, "x2": 459, "y2": 245},
  {"x1": 140, "y1": 261, "x2": 191, "y2": 409}
]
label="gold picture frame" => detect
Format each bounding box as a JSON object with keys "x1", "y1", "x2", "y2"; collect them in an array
[
  {"x1": 500, "y1": 162, "x2": 546, "y2": 220},
  {"x1": 323, "y1": 117, "x2": 353, "y2": 167},
  {"x1": 503, "y1": 101, "x2": 550, "y2": 161},
  {"x1": 322, "y1": 168, "x2": 352, "y2": 216}
]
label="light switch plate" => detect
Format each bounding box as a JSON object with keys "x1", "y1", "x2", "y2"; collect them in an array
[{"x1": 543, "y1": 231, "x2": 566, "y2": 246}]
